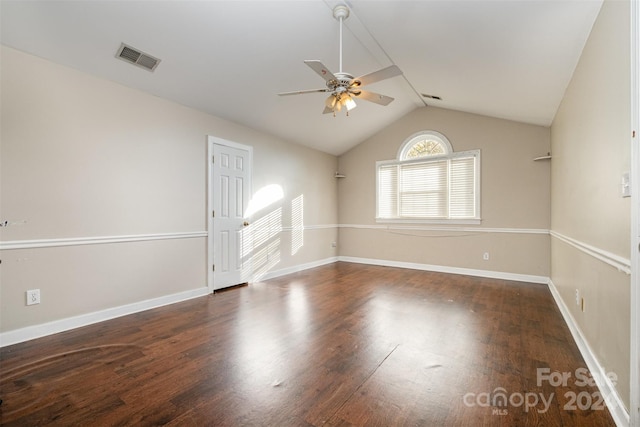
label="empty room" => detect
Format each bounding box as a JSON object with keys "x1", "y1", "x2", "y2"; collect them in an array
[{"x1": 1, "y1": 0, "x2": 638, "y2": 426}]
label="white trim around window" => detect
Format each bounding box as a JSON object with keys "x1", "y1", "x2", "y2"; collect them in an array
[{"x1": 376, "y1": 149, "x2": 481, "y2": 224}]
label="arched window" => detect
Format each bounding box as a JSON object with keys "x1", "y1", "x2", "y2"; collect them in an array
[
  {"x1": 398, "y1": 131, "x2": 453, "y2": 160},
  {"x1": 377, "y1": 131, "x2": 480, "y2": 223}
]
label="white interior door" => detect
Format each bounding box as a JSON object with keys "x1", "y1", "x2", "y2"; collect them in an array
[{"x1": 208, "y1": 137, "x2": 252, "y2": 291}]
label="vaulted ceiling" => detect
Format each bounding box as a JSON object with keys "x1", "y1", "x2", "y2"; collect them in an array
[{"x1": 1, "y1": 0, "x2": 602, "y2": 155}]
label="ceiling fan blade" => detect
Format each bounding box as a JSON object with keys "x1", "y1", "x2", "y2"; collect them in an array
[
  {"x1": 352, "y1": 65, "x2": 403, "y2": 87},
  {"x1": 278, "y1": 88, "x2": 329, "y2": 96},
  {"x1": 304, "y1": 60, "x2": 337, "y2": 83},
  {"x1": 352, "y1": 90, "x2": 395, "y2": 106}
]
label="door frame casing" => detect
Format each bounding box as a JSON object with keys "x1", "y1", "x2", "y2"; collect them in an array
[
  {"x1": 207, "y1": 135, "x2": 253, "y2": 293},
  {"x1": 631, "y1": 0, "x2": 639, "y2": 423}
]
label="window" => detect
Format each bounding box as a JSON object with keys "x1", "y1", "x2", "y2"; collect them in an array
[{"x1": 376, "y1": 131, "x2": 480, "y2": 223}]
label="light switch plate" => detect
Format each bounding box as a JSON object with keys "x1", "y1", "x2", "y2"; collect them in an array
[{"x1": 621, "y1": 172, "x2": 631, "y2": 197}]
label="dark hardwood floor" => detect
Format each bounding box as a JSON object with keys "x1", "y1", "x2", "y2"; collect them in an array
[{"x1": 1, "y1": 262, "x2": 616, "y2": 426}]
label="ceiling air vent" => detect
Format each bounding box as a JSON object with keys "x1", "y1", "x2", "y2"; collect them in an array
[
  {"x1": 116, "y1": 43, "x2": 160, "y2": 72},
  {"x1": 421, "y1": 93, "x2": 442, "y2": 101}
]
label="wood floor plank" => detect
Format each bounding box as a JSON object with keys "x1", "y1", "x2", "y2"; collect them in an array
[{"x1": 0, "y1": 263, "x2": 617, "y2": 426}]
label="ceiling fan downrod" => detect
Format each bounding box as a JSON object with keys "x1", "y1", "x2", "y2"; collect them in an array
[
  {"x1": 332, "y1": 4, "x2": 351, "y2": 116},
  {"x1": 333, "y1": 4, "x2": 350, "y2": 74}
]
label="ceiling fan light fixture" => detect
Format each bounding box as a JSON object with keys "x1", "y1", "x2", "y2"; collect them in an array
[
  {"x1": 343, "y1": 95, "x2": 357, "y2": 111},
  {"x1": 325, "y1": 94, "x2": 337, "y2": 109}
]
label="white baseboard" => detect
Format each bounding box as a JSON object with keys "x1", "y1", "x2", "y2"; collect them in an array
[
  {"x1": 2, "y1": 256, "x2": 629, "y2": 427},
  {"x1": 338, "y1": 256, "x2": 549, "y2": 284},
  {"x1": 337, "y1": 256, "x2": 629, "y2": 426},
  {"x1": 0, "y1": 287, "x2": 210, "y2": 348},
  {"x1": 547, "y1": 279, "x2": 629, "y2": 427},
  {"x1": 0, "y1": 257, "x2": 335, "y2": 348},
  {"x1": 257, "y1": 256, "x2": 339, "y2": 281}
]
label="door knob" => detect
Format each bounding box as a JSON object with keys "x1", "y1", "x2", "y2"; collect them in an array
[{"x1": 243, "y1": 221, "x2": 250, "y2": 227}]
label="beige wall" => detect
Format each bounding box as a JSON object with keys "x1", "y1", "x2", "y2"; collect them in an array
[
  {"x1": 0, "y1": 46, "x2": 338, "y2": 333},
  {"x1": 338, "y1": 106, "x2": 551, "y2": 277},
  {"x1": 1, "y1": 2, "x2": 633, "y2": 412},
  {"x1": 550, "y1": 0, "x2": 630, "y2": 409}
]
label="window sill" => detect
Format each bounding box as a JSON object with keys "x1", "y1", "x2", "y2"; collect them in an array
[{"x1": 375, "y1": 218, "x2": 482, "y2": 225}]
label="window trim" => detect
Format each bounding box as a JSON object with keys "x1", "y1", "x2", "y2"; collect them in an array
[{"x1": 376, "y1": 149, "x2": 481, "y2": 225}]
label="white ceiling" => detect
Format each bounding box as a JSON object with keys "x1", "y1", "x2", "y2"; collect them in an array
[{"x1": 0, "y1": 0, "x2": 602, "y2": 156}]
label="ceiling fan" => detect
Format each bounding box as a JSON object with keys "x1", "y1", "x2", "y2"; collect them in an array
[{"x1": 278, "y1": 4, "x2": 403, "y2": 116}]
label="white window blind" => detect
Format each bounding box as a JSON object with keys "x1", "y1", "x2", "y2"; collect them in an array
[
  {"x1": 377, "y1": 150, "x2": 479, "y2": 222},
  {"x1": 449, "y1": 156, "x2": 476, "y2": 218},
  {"x1": 378, "y1": 164, "x2": 398, "y2": 218}
]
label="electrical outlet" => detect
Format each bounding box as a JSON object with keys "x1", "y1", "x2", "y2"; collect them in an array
[
  {"x1": 483, "y1": 252, "x2": 489, "y2": 261},
  {"x1": 26, "y1": 289, "x2": 40, "y2": 306},
  {"x1": 331, "y1": 242, "x2": 337, "y2": 248},
  {"x1": 575, "y1": 289, "x2": 580, "y2": 306}
]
